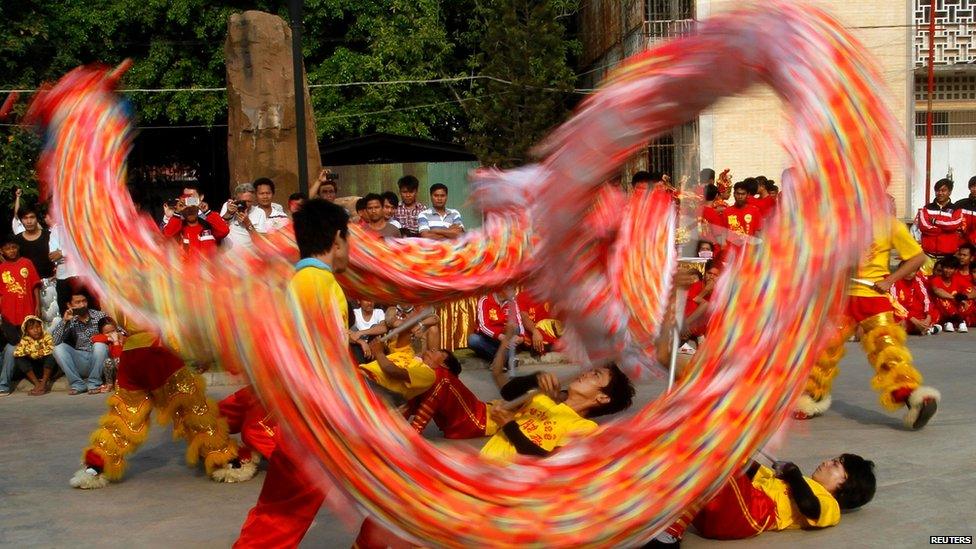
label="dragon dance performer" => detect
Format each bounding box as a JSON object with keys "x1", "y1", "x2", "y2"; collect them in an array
[
  {"x1": 69, "y1": 331, "x2": 255, "y2": 489},
  {"x1": 794, "y1": 213, "x2": 941, "y2": 429},
  {"x1": 234, "y1": 199, "x2": 350, "y2": 548}
]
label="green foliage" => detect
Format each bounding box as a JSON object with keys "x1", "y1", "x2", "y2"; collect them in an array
[
  {"x1": 0, "y1": 125, "x2": 41, "y2": 201},
  {"x1": 0, "y1": 0, "x2": 581, "y2": 185},
  {"x1": 461, "y1": 0, "x2": 578, "y2": 168}
]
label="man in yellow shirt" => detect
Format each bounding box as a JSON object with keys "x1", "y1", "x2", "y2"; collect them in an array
[
  {"x1": 651, "y1": 453, "x2": 876, "y2": 545},
  {"x1": 480, "y1": 364, "x2": 636, "y2": 460},
  {"x1": 236, "y1": 199, "x2": 351, "y2": 548},
  {"x1": 794, "y1": 215, "x2": 941, "y2": 430}
]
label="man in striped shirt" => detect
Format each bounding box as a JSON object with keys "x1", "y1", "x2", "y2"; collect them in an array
[{"x1": 418, "y1": 183, "x2": 464, "y2": 240}]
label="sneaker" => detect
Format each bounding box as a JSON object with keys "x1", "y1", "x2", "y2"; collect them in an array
[
  {"x1": 930, "y1": 325, "x2": 943, "y2": 335},
  {"x1": 959, "y1": 322, "x2": 969, "y2": 333},
  {"x1": 944, "y1": 322, "x2": 955, "y2": 333}
]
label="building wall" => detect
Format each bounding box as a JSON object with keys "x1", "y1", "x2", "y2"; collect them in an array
[
  {"x1": 913, "y1": 137, "x2": 976, "y2": 205},
  {"x1": 700, "y1": 0, "x2": 914, "y2": 217}
]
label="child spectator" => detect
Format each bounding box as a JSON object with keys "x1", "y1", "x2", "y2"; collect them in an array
[
  {"x1": 929, "y1": 256, "x2": 974, "y2": 333},
  {"x1": 0, "y1": 237, "x2": 42, "y2": 396},
  {"x1": 651, "y1": 454, "x2": 876, "y2": 545},
  {"x1": 13, "y1": 316, "x2": 56, "y2": 395},
  {"x1": 893, "y1": 264, "x2": 939, "y2": 335},
  {"x1": 163, "y1": 199, "x2": 229, "y2": 257},
  {"x1": 516, "y1": 289, "x2": 562, "y2": 355},
  {"x1": 956, "y1": 243, "x2": 975, "y2": 285},
  {"x1": 90, "y1": 317, "x2": 124, "y2": 392}
]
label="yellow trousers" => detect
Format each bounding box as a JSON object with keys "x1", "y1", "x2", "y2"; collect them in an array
[
  {"x1": 803, "y1": 312, "x2": 922, "y2": 411},
  {"x1": 81, "y1": 367, "x2": 238, "y2": 481}
]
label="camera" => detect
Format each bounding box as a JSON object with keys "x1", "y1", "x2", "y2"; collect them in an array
[
  {"x1": 185, "y1": 196, "x2": 200, "y2": 207},
  {"x1": 166, "y1": 198, "x2": 179, "y2": 208},
  {"x1": 235, "y1": 200, "x2": 248, "y2": 211}
]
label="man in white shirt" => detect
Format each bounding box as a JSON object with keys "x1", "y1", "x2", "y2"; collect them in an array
[
  {"x1": 219, "y1": 183, "x2": 267, "y2": 250},
  {"x1": 418, "y1": 184, "x2": 464, "y2": 240},
  {"x1": 349, "y1": 300, "x2": 388, "y2": 364},
  {"x1": 253, "y1": 177, "x2": 290, "y2": 233}
]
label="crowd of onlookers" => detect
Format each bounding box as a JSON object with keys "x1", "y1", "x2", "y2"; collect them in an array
[{"x1": 2, "y1": 166, "x2": 972, "y2": 395}]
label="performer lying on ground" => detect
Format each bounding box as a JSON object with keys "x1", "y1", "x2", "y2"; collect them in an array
[
  {"x1": 69, "y1": 331, "x2": 253, "y2": 489},
  {"x1": 355, "y1": 346, "x2": 637, "y2": 547},
  {"x1": 646, "y1": 454, "x2": 876, "y2": 547}
]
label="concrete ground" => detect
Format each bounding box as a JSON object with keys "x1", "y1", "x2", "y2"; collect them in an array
[{"x1": 0, "y1": 334, "x2": 972, "y2": 548}]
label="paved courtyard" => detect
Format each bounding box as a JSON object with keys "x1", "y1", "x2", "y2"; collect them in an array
[{"x1": 0, "y1": 333, "x2": 972, "y2": 548}]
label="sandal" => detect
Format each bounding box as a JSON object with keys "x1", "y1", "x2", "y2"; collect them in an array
[
  {"x1": 68, "y1": 388, "x2": 88, "y2": 396},
  {"x1": 98, "y1": 384, "x2": 114, "y2": 393}
]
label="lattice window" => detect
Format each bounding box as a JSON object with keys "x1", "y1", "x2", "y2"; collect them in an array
[
  {"x1": 914, "y1": 74, "x2": 976, "y2": 99},
  {"x1": 913, "y1": 110, "x2": 976, "y2": 137},
  {"x1": 645, "y1": 0, "x2": 694, "y2": 22},
  {"x1": 915, "y1": 0, "x2": 976, "y2": 66}
]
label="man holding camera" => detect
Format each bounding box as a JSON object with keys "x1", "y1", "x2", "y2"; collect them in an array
[
  {"x1": 51, "y1": 292, "x2": 110, "y2": 395},
  {"x1": 162, "y1": 190, "x2": 229, "y2": 258},
  {"x1": 220, "y1": 183, "x2": 268, "y2": 251}
]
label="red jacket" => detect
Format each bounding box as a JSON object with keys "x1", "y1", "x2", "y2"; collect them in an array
[
  {"x1": 955, "y1": 196, "x2": 976, "y2": 245},
  {"x1": 893, "y1": 276, "x2": 931, "y2": 319},
  {"x1": 475, "y1": 293, "x2": 523, "y2": 339},
  {"x1": 162, "y1": 211, "x2": 230, "y2": 256},
  {"x1": 915, "y1": 202, "x2": 963, "y2": 256}
]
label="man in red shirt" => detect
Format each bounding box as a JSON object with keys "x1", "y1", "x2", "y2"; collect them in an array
[
  {"x1": 0, "y1": 237, "x2": 41, "y2": 395},
  {"x1": 720, "y1": 182, "x2": 763, "y2": 258},
  {"x1": 515, "y1": 290, "x2": 561, "y2": 352},
  {"x1": 892, "y1": 265, "x2": 937, "y2": 335},
  {"x1": 956, "y1": 244, "x2": 976, "y2": 285},
  {"x1": 915, "y1": 178, "x2": 964, "y2": 258},
  {"x1": 467, "y1": 286, "x2": 524, "y2": 361},
  {"x1": 953, "y1": 176, "x2": 976, "y2": 245},
  {"x1": 929, "y1": 256, "x2": 975, "y2": 332},
  {"x1": 162, "y1": 199, "x2": 229, "y2": 257}
]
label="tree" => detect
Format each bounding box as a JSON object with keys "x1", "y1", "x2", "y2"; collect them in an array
[{"x1": 460, "y1": 0, "x2": 578, "y2": 168}]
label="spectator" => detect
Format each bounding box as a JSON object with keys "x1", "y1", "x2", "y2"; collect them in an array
[
  {"x1": 721, "y1": 182, "x2": 763, "y2": 251},
  {"x1": 467, "y1": 287, "x2": 524, "y2": 362},
  {"x1": 348, "y1": 300, "x2": 387, "y2": 364},
  {"x1": 13, "y1": 315, "x2": 56, "y2": 395},
  {"x1": 699, "y1": 168, "x2": 716, "y2": 187},
  {"x1": 954, "y1": 176, "x2": 976, "y2": 245},
  {"x1": 161, "y1": 182, "x2": 207, "y2": 229},
  {"x1": 393, "y1": 175, "x2": 427, "y2": 237},
  {"x1": 163, "y1": 196, "x2": 229, "y2": 257},
  {"x1": 0, "y1": 236, "x2": 42, "y2": 396},
  {"x1": 915, "y1": 178, "x2": 964, "y2": 259},
  {"x1": 90, "y1": 316, "x2": 124, "y2": 393},
  {"x1": 287, "y1": 192, "x2": 307, "y2": 214},
  {"x1": 631, "y1": 171, "x2": 654, "y2": 189},
  {"x1": 418, "y1": 184, "x2": 464, "y2": 240},
  {"x1": 354, "y1": 197, "x2": 369, "y2": 225},
  {"x1": 381, "y1": 191, "x2": 402, "y2": 231},
  {"x1": 893, "y1": 263, "x2": 938, "y2": 335},
  {"x1": 928, "y1": 256, "x2": 973, "y2": 333},
  {"x1": 46, "y1": 211, "x2": 83, "y2": 315},
  {"x1": 309, "y1": 169, "x2": 338, "y2": 202},
  {"x1": 956, "y1": 243, "x2": 975, "y2": 284},
  {"x1": 219, "y1": 183, "x2": 267, "y2": 251},
  {"x1": 51, "y1": 291, "x2": 110, "y2": 394},
  {"x1": 13, "y1": 205, "x2": 55, "y2": 280},
  {"x1": 516, "y1": 290, "x2": 562, "y2": 355},
  {"x1": 700, "y1": 184, "x2": 725, "y2": 251},
  {"x1": 253, "y1": 178, "x2": 289, "y2": 233},
  {"x1": 361, "y1": 193, "x2": 400, "y2": 238},
  {"x1": 756, "y1": 180, "x2": 777, "y2": 217}
]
